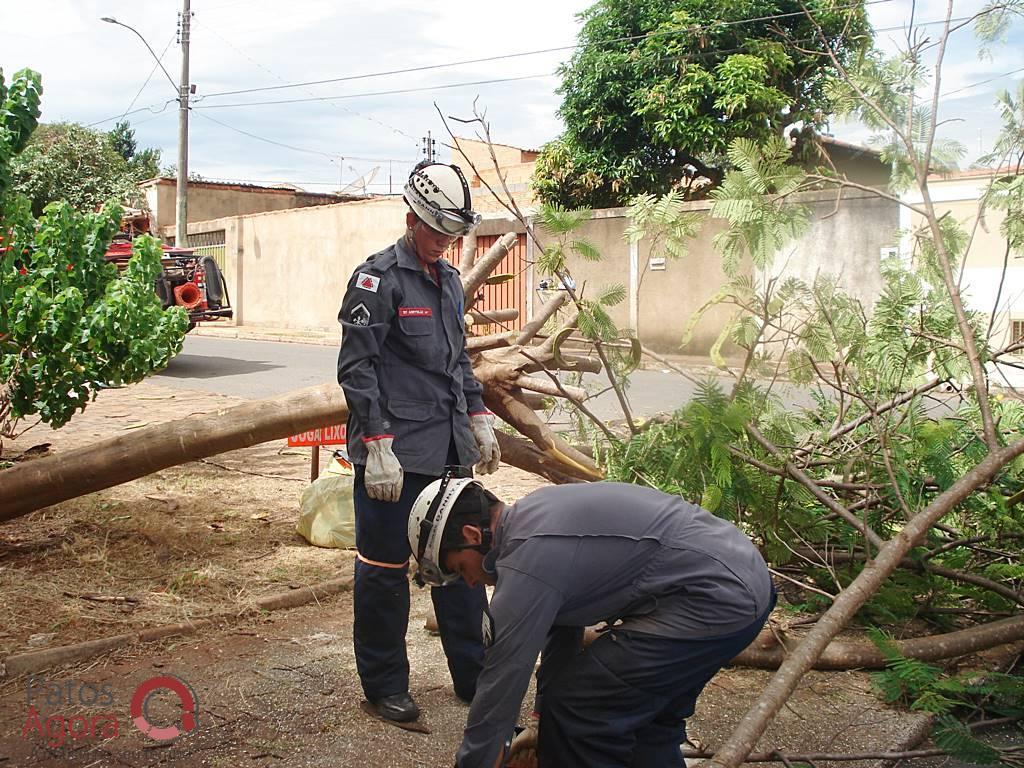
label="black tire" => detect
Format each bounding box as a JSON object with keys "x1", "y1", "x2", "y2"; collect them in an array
[
  {"x1": 154, "y1": 277, "x2": 174, "y2": 309},
  {"x1": 201, "y1": 256, "x2": 225, "y2": 309}
]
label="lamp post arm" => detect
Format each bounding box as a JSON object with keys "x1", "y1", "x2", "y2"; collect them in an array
[{"x1": 101, "y1": 17, "x2": 179, "y2": 93}]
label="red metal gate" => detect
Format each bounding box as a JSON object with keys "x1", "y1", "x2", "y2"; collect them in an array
[{"x1": 451, "y1": 233, "x2": 528, "y2": 332}]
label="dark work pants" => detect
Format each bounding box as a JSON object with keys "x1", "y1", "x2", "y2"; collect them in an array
[
  {"x1": 352, "y1": 454, "x2": 486, "y2": 702},
  {"x1": 537, "y1": 596, "x2": 775, "y2": 768}
]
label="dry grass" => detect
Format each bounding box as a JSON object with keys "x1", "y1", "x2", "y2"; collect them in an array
[
  {"x1": 0, "y1": 447, "x2": 350, "y2": 657},
  {"x1": 0, "y1": 381, "x2": 547, "y2": 659}
]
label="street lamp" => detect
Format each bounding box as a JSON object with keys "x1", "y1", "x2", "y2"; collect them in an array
[{"x1": 101, "y1": 8, "x2": 191, "y2": 248}]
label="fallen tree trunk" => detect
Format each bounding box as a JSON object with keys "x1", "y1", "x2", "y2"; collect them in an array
[
  {"x1": 731, "y1": 613, "x2": 1024, "y2": 669},
  {"x1": 0, "y1": 386, "x2": 600, "y2": 521},
  {"x1": 0, "y1": 384, "x2": 348, "y2": 522}
]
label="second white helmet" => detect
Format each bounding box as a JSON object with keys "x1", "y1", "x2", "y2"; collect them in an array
[
  {"x1": 404, "y1": 162, "x2": 482, "y2": 237},
  {"x1": 408, "y1": 475, "x2": 479, "y2": 587}
]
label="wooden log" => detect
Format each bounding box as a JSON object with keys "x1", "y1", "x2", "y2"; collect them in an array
[
  {"x1": 515, "y1": 375, "x2": 587, "y2": 402},
  {"x1": 462, "y1": 232, "x2": 517, "y2": 299},
  {"x1": 0, "y1": 384, "x2": 348, "y2": 522},
  {"x1": 486, "y1": 390, "x2": 602, "y2": 480},
  {"x1": 466, "y1": 307, "x2": 519, "y2": 326},
  {"x1": 520, "y1": 392, "x2": 551, "y2": 411},
  {"x1": 731, "y1": 613, "x2": 1024, "y2": 670},
  {"x1": 520, "y1": 354, "x2": 602, "y2": 375},
  {"x1": 495, "y1": 431, "x2": 592, "y2": 485},
  {"x1": 515, "y1": 292, "x2": 568, "y2": 346},
  {"x1": 467, "y1": 331, "x2": 517, "y2": 352},
  {"x1": 461, "y1": 231, "x2": 478, "y2": 271}
]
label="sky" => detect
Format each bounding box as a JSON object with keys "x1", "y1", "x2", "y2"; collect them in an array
[{"x1": 2, "y1": 0, "x2": 1022, "y2": 195}]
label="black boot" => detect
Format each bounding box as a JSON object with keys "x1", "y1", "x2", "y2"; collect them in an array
[{"x1": 371, "y1": 692, "x2": 420, "y2": 722}]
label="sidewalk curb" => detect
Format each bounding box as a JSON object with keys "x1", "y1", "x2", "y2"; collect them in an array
[{"x1": 191, "y1": 324, "x2": 338, "y2": 347}]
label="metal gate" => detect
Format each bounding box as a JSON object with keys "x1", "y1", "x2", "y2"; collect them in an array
[
  {"x1": 189, "y1": 230, "x2": 227, "y2": 274},
  {"x1": 451, "y1": 233, "x2": 528, "y2": 333}
]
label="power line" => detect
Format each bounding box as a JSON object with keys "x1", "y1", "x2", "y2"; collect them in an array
[
  {"x1": 194, "y1": 111, "x2": 417, "y2": 163},
  {"x1": 192, "y1": 73, "x2": 553, "y2": 110},
  {"x1": 86, "y1": 99, "x2": 178, "y2": 128},
  {"x1": 941, "y1": 66, "x2": 1024, "y2": 97},
  {"x1": 197, "y1": 0, "x2": 895, "y2": 101},
  {"x1": 190, "y1": 16, "x2": 418, "y2": 144},
  {"x1": 121, "y1": 34, "x2": 176, "y2": 119}
]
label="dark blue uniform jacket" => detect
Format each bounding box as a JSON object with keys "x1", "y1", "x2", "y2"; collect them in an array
[{"x1": 337, "y1": 237, "x2": 484, "y2": 475}]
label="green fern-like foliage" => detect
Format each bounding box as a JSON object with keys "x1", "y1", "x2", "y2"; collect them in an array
[
  {"x1": 932, "y1": 716, "x2": 1003, "y2": 766},
  {"x1": 869, "y1": 632, "x2": 1024, "y2": 765},
  {"x1": 710, "y1": 136, "x2": 810, "y2": 275},
  {"x1": 537, "y1": 203, "x2": 592, "y2": 235}
]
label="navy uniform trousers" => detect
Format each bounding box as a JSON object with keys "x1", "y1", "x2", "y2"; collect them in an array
[
  {"x1": 535, "y1": 593, "x2": 776, "y2": 767},
  {"x1": 352, "y1": 452, "x2": 486, "y2": 703}
]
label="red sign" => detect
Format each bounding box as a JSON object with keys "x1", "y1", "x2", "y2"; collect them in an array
[{"x1": 288, "y1": 424, "x2": 347, "y2": 447}]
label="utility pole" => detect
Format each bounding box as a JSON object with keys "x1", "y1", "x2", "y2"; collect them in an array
[
  {"x1": 422, "y1": 131, "x2": 437, "y2": 163},
  {"x1": 176, "y1": 0, "x2": 192, "y2": 248}
]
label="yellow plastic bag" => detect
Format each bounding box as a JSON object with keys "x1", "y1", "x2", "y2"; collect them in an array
[{"x1": 296, "y1": 471, "x2": 356, "y2": 549}]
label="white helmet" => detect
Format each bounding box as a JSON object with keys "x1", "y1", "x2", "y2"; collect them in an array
[
  {"x1": 408, "y1": 475, "x2": 480, "y2": 587},
  {"x1": 404, "y1": 162, "x2": 482, "y2": 237}
]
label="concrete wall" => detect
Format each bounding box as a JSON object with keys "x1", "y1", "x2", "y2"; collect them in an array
[
  {"x1": 547, "y1": 190, "x2": 898, "y2": 354},
  {"x1": 186, "y1": 197, "x2": 408, "y2": 332},
  {"x1": 143, "y1": 178, "x2": 349, "y2": 238},
  {"x1": 778, "y1": 189, "x2": 898, "y2": 308},
  {"x1": 185, "y1": 188, "x2": 899, "y2": 357}
]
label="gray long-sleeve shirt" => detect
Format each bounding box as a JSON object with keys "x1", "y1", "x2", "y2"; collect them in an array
[{"x1": 456, "y1": 482, "x2": 772, "y2": 768}]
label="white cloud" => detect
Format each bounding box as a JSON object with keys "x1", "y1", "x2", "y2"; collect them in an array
[{"x1": 1, "y1": 0, "x2": 1019, "y2": 192}]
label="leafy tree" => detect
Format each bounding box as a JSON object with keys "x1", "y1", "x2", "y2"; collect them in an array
[
  {"x1": 109, "y1": 119, "x2": 161, "y2": 182},
  {"x1": 533, "y1": 0, "x2": 871, "y2": 209},
  {"x1": 10, "y1": 120, "x2": 161, "y2": 217},
  {"x1": 108, "y1": 119, "x2": 137, "y2": 162},
  {"x1": 0, "y1": 68, "x2": 187, "y2": 449}
]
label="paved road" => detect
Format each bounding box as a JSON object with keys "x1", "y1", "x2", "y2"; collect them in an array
[{"x1": 153, "y1": 336, "x2": 800, "y2": 424}]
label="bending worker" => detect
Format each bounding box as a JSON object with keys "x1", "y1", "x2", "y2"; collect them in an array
[
  {"x1": 337, "y1": 161, "x2": 501, "y2": 723},
  {"x1": 409, "y1": 477, "x2": 775, "y2": 767}
]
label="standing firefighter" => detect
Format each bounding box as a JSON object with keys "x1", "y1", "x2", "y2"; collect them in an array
[
  {"x1": 337, "y1": 161, "x2": 501, "y2": 722},
  {"x1": 409, "y1": 478, "x2": 775, "y2": 768}
]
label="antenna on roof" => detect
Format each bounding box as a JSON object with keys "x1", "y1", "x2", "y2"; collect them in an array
[{"x1": 339, "y1": 166, "x2": 380, "y2": 196}]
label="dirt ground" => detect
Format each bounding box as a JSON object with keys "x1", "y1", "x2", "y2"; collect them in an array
[{"x1": 0, "y1": 381, "x2": 942, "y2": 766}]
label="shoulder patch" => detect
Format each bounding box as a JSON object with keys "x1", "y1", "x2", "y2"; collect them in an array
[
  {"x1": 349, "y1": 302, "x2": 371, "y2": 327},
  {"x1": 356, "y1": 273, "x2": 380, "y2": 293}
]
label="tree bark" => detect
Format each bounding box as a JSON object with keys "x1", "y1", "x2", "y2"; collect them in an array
[
  {"x1": 732, "y1": 614, "x2": 1024, "y2": 669},
  {"x1": 0, "y1": 384, "x2": 348, "y2": 522}
]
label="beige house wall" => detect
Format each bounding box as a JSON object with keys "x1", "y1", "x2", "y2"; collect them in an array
[
  {"x1": 183, "y1": 183, "x2": 898, "y2": 358},
  {"x1": 903, "y1": 171, "x2": 1022, "y2": 356},
  {"x1": 553, "y1": 190, "x2": 897, "y2": 354},
  {"x1": 185, "y1": 197, "x2": 408, "y2": 332}
]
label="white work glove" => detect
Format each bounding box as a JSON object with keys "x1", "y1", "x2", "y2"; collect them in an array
[
  {"x1": 506, "y1": 717, "x2": 539, "y2": 768},
  {"x1": 470, "y1": 413, "x2": 501, "y2": 475},
  {"x1": 364, "y1": 437, "x2": 403, "y2": 502}
]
